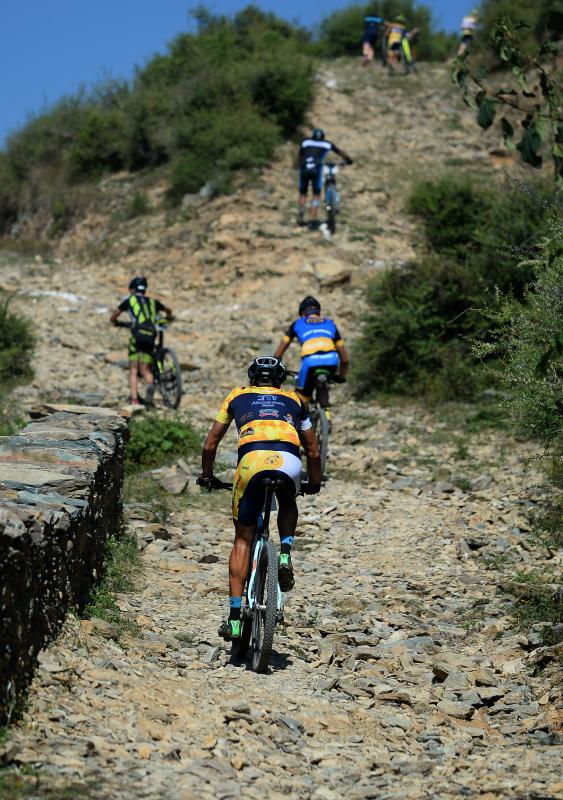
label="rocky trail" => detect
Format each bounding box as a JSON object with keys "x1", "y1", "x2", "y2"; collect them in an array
[{"x1": 1, "y1": 62, "x2": 562, "y2": 799}]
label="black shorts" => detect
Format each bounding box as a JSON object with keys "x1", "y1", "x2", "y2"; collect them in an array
[
  {"x1": 299, "y1": 165, "x2": 323, "y2": 196},
  {"x1": 461, "y1": 34, "x2": 474, "y2": 45},
  {"x1": 233, "y1": 451, "x2": 300, "y2": 526},
  {"x1": 299, "y1": 360, "x2": 338, "y2": 400}
]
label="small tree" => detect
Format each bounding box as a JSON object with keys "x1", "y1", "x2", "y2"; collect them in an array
[{"x1": 452, "y1": 17, "x2": 563, "y2": 183}]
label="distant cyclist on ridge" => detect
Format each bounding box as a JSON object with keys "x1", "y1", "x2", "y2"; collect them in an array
[
  {"x1": 362, "y1": 14, "x2": 384, "y2": 66},
  {"x1": 297, "y1": 129, "x2": 353, "y2": 229}
]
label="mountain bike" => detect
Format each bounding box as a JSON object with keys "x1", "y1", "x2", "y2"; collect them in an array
[
  {"x1": 207, "y1": 477, "x2": 285, "y2": 673},
  {"x1": 115, "y1": 318, "x2": 183, "y2": 409},
  {"x1": 288, "y1": 368, "x2": 344, "y2": 478},
  {"x1": 323, "y1": 162, "x2": 347, "y2": 234}
]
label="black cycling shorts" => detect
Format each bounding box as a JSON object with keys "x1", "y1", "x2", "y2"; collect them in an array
[{"x1": 299, "y1": 166, "x2": 323, "y2": 196}]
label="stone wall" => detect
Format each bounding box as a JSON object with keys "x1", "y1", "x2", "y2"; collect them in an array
[{"x1": 0, "y1": 404, "x2": 128, "y2": 724}]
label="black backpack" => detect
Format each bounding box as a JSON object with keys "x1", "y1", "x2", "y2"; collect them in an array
[{"x1": 131, "y1": 295, "x2": 157, "y2": 352}]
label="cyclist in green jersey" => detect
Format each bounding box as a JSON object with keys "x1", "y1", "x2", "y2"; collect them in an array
[{"x1": 110, "y1": 276, "x2": 172, "y2": 405}]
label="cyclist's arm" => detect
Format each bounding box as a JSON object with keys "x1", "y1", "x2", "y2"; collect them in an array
[
  {"x1": 273, "y1": 338, "x2": 290, "y2": 359},
  {"x1": 155, "y1": 299, "x2": 173, "y2": 318},
  {"x1": 200, "y1": 421, "x2": 230, "y2": 479},
  {"x1": 336, "y1": 341, "x2": 349, "y2": 378},
  {"x1": 332, "y1": 145, "x2": 353, "y2": 165},
  {"x1": 300, "y1": 428, "x2": 321, "y2": 487},
  {"x1": 110, "y1": 308, "x2": 122, "y2": 325},
  {"x1": 274, "y1": 323, "x2": 296, "y2": 359}
]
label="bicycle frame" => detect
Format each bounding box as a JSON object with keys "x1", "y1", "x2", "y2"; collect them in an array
[{"x1": 244, "y1": 482, "x2": 283, "y2": 619}]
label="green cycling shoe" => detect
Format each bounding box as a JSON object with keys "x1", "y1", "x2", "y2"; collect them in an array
[
  {"x1": 218, "y1": 619, "x2": 241, "y2": 640},
  {"x1": 278, "y1": 553, "x2": 295, "y2": 591}
]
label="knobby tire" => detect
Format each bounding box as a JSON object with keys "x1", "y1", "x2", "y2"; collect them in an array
[
  {"x1": 325, "y1": 187, "x2": 336, "y2": 234},
  {"x1": 158, "y1": 347, "x2": 183, "y2": 409},
  {"x1": 251, "y1": 540, "x2": 278, "y2": 673},
  {"x1": 313, "y1": 407, "x2": 330, "y2": 478}
]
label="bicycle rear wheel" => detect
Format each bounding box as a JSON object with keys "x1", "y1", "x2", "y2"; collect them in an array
[
  {"x1": 313, "y1": 407, "x2": 330, "y2": 478},
  {"x1": 251, "y1": 540, "x2": 278, "y2": 673},
  {"x1": 325, "y1": 187, "x2": 337, "y2": 234},
  {"x1": 157, "y1": 347, "x2": 183, "y2": 409}
]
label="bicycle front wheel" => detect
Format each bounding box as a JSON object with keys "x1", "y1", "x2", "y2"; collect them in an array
[
  {"x1": 251, "y1": 540, "x2": 278, "y2": 673},
  {"x1": 325, "y1": 187, "x2": 337, "y2": 234},
  {"x1": 156, "y1": 347, "x2": 183, "y2": 409},
  {"x1": 313, "y1": 407, "x2": 330, "y2": 478}
]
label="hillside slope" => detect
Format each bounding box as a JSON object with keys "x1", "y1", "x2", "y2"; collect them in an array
[{"x1": 2, "y1": 62, "x2": 561, "y2": 800}]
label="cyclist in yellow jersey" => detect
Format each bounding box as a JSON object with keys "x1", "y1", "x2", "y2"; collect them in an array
[
  {"x1": 198, "y1": 356, "x2": 321, "y2": 641},
  {"x1": 110, "y1": 276, "x2": 172, "y2": 405},
  {"x1": 386, "y1": 14, "x2": 408, "y2": 74}
]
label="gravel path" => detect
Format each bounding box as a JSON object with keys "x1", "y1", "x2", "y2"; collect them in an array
[{"x1": 1, "y1": 61, "x2": 561, "y2": 799}]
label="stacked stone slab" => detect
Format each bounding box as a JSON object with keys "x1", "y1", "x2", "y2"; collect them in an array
[{"x1": 0, "y1": 405, "x2": 128, "y2": 724}]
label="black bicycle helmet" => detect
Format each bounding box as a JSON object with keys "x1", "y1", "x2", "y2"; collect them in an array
[
  {"x1": 129, "y1": 276, "x2": 148, "y2": 293},
  {"x1": 248, "y1": 356, "x2": 287, "y2": 387},
  {"x1": 299, "y1": 295, "x2": 321, "y2": 316},
  {"x1": 311, "y1": 128, "x2": 325, "y2": 141}
]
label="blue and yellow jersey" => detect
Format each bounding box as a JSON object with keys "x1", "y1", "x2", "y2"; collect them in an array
[
  {"x1": 215, "y1": 386, "x2": 312, "y2": 459},
  {"x1": 283, "y1": 314, "x2": 343, "y2": 358}
]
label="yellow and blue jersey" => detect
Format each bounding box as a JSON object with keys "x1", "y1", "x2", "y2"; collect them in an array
[
  {"x1": 388, "y1": 22, "x2": 407, "y2": 47},
  {"x1": 215, "y1": 386, "x2": 312, "y2": 460},
  {"x1": 283, "y1": 314, "x2": 343, "y2": 358}
]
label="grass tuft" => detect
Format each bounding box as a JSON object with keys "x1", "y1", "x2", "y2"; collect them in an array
[{"x1": 83, "y1": 535, "x2": 142, "y2": 637}]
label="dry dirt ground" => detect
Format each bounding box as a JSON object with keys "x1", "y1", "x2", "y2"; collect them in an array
[{"x1": 1, "y1": 61, "x2": 561, "y2": 799}]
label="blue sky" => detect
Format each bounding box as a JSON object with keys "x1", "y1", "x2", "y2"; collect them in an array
[{"x1": 1, "y1": 0, "x2": 467, "y2": 147}]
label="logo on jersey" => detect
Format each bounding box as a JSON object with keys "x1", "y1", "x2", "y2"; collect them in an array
[
  {"x1": 259, "y1": 409, "x2": 279, "y2": 417},
  {"x1": 264, "y1": 453, "x2": 282, "y2": 466},
  {"x1": 240, "y1": 427, "x2": 255, "y2": 438}
]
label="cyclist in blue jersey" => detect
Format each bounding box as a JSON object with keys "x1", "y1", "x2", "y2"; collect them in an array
[
  {"x1": 297, "y1": 129, "x2": 353, "y2": 229},
  {"x1": 362, "y1": 15, "x2": 383, "y2": 66},
  {"x1": 273, "y1": 296, "x2": 350, "y2": 405}
]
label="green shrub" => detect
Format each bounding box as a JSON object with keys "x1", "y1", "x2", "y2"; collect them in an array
[
  {"x1": 319, "y1": 0, "x2": 457, "y2": 60},
  {"x1": 168, "y1": 106, "x2": 281, "y2": 201},
  {"x1": 126, "y1": 415, "x2": 201, "y2": 471},
  {"x1": 69, "y1": 108, "x2": 127, "y2": 178},
  {"x1": 476, "y1": 0, "x2": 563, "y2": 55},
  {"x1": 475, "y1": 213, "x2": 562, "y2": 484},
  {"x1": 352, "y1": 175, "x2": 551, "y2": 400},
  {"x1": 126, "y1": 192, "x2": 150, "y2": 219},
  {"x1": 84, "y1": 534, "x2": 142, "y2": 636},
  {"x1": 0, "y1": 295, "x2": 35, "y2": 383}
]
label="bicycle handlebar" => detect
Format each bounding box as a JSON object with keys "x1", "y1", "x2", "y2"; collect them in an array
[
  {"x1": 197, "y1": 476, "x2": 232, "y2": 492},
  {"x1": 197, "y1": 476, "x2": 320, "y2": 495}
]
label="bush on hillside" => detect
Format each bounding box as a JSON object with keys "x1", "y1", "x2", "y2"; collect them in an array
[
  {"x1": 352, "y1": 175, "x2": 551, "y2": 400},
  {"x1": 126, "y1": 415, "x2": 200, "y2": 471},
  {"x1": 476, "y1": 0, "x2": 563, "y2": 54},
  {"x1": 319, "y1": 1, "x2": 457, "y2": 61},
  {"x1": 0, "y1": 6, "x2": 314, "y2": 232},
  {"x1": 475, "y1": 214, "x2": 563, "y2": 450},
  {"x1": 0, "y1": 295, "x2": 35, "y2": 383}
]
